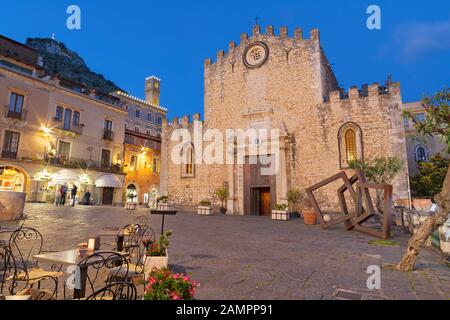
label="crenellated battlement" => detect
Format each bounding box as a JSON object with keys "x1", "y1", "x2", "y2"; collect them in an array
[
  {"x1": 204, "y1": 24, "x2": 320, "y2": 67},
  {"x1": 163, "y1": 113, "x2": 202, "y2": 130},
  {"x1": 328, "y1": 81, "x2": 401, "y2": 103}
]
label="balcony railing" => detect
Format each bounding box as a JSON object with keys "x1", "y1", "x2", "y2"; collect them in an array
[
  {"x1": 4, "y1": 105, "x2": 27, "y2": 122},
  {"x1": 103, "y1": 129, "x2": 115, "y2": 141},
  {"x1": 52, "y1": 120, "x2": 84, "y2": 135},
  {"x1": 1, "y1": 151, "x2": 18, "y2": 160}
]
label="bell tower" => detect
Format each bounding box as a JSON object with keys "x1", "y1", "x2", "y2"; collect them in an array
[{"x1": 145, "y1": 76, "x2": 161, "y2": 106}]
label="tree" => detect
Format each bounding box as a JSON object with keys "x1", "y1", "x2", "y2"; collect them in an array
[
  {"x1": 287, "y1": 188, "x2": 303, "y2": 213},
  {"x1": 396, "y1": 88, "x2": 450, "y2": 272},
  {"x1": 349, "y1": 157, "x2": 404, "y2": 213},
  {"x1": 215, "y1": 185, "x2": 229, "y2": 210},
  {"x1": 410, "y1": 155, "x2": 450, "y2": 198}
]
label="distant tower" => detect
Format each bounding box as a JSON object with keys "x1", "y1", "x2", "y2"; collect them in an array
[{"x1": 145, "y1": 76, "x2": 161, "y2": 106}]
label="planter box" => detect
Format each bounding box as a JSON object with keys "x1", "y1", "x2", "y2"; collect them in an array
[
  {"x1": 272, "y1": 210, "x2": 291, "y2": 221},
  {"x1": 125, "y1": 203, "x2": 138, "y2": 210},
  {"x1": 198, "y1": 206, "x2": 213, "y2": 215},
  {"x1": 143, "y1": 252, "x2": 169, "y2": 280},
  {"x1": 157, "y1": 203, "x2": 173, "y2": 212},
  {"x1": 0, "y1": 192, "x2": 26, "y2": 222}
]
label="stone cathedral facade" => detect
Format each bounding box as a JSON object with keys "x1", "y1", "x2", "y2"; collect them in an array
[{"x1": 160, "y1": 25, "x2": 409, "y2": 215}]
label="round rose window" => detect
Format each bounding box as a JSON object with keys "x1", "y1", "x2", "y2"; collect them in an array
[{"x1": 243, "y1": 42, "x2": 269, "y2": 69}]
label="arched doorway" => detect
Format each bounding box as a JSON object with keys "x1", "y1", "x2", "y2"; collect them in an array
[
  {"x1": 0, "y1": 166, "x2": 27, "y2": 192},
  {"x1": 147, "y1": 187, "x2": 160, "y2": 209},
  {"x1": 126, "y1": 184, "x2": 138, "y2": 203}
]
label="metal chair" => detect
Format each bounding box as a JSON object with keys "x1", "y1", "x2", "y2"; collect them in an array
[
  {"x1": 0, "y1": 242, "x2": 58, "y2": 300},
  {"x1": 8, "y1": 227, "x2": 63, "y2": 297},
  {"x1": 70, "y1": 251, "x2": 129, "y2": 299},
  {"x1": 85, "y1": 282, "x2": 137, "y2": 301}
]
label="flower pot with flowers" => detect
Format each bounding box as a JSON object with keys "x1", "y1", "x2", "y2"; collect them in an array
[
  {"x1": 142, "y1": 231, "x2": 172, "y2": 279},
  {"x1": 144, "y1": 269, "x2": 200, "y2": 300}
]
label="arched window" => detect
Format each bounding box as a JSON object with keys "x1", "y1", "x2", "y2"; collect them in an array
[
  {"x1": 415, "y1": 145, "x2": 429, "y2": 163},
  {"x1": 345, "y1": 129, "x2": 357, "y2": 163},
  {"x1": 182, "y1": 144, "x2": 195, "y2": 178},
  {"x1": 338, "y1": 123, "x2": 364, "y2": 168}
]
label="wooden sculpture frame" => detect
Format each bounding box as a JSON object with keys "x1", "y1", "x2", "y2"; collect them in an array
[
  {"x1": 352, "y1": 183, "x2": 393, "y2": 240},
  {"x1": 306, "y1": 171, "x2": 357, "y2": 229}
]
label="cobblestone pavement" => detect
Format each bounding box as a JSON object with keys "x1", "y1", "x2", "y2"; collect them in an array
[{"x1": 1, "y1": 203, "x2": 449, "y2": 300}]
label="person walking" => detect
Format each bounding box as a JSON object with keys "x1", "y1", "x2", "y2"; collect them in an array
[
  {"x1": 71, "y1": 184, "x2": 78, "y2": 207},
  {"x1": 60, "y1": 184, "x2": 68, "y2": 206}
]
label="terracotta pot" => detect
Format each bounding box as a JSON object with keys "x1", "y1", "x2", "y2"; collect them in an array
[{"x1": 303, "y1": 210, "x2": 317, "y2": 225}]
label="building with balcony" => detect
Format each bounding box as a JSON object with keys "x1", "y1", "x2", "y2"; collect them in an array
[
  {"x1": 111, "y1": 77, "x2": 167, "y2": 207},
  {"x1": 403, "y1": 101, "x2": 448, "y2": 176},
  {"x1": 0, "y1": 35, "x2": 128, "y2": 206}
]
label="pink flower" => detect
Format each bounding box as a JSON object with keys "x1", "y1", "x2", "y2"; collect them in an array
[
  {"x1": 170, "y1": 292, "x2": 182, "y2": 300},
  {"x1": 183, "y1": 275, "x2": 190, "y2": 282},
  {"x1": 173, "y1": 274, "x2": 180, "y2": 279}
]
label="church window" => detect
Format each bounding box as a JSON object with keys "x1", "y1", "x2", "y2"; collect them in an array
[
  {"x1": 339, "y1": 123, "x2": 364, "y2": 168},
  {"x1": 415, "y1": 145, "x2": 429, "y2": 163},
  {"x1": 345, "y1": 129, "x2": 357, "y2": 163}
]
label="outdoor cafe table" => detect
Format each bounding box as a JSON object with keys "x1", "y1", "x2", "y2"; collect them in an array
[{"x1": 33, "y1": 249, "x2": 129, "y2": 299}]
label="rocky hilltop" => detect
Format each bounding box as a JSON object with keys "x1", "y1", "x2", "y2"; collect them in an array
[{"x1": 26, "y1": 38, "x2": 123, "y2": 94}]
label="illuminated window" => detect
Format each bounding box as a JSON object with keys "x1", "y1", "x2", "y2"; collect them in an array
[
  {"x1": 339, "y1": 123, "x2": 363, "y2": 168},
  {"x1": 345, "y1": 129, "x2": 357, "y2": 163}
]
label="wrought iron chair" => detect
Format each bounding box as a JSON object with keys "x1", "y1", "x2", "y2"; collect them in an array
[
  {"x1": 69, "y1": 251, "x2": 130, "y2": 300},
  {"x1": 8, "y1": 227, "x2": 63, "y2": 297},
  {"x1": 85, "y1": 282, "x2": 137, "y2": 301},
  {"x1": 105, "y1": 224, "x2": 153, "y2": 284},
  {"x1": 1, "y1": 242, "x2": 58, "y2": 300}
]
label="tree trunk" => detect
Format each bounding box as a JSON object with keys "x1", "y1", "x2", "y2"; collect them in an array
[{"x1": 396, "y1": 168, "x2": 450, "y2": 272}]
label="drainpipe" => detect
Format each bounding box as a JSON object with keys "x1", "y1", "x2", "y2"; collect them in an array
[{"x1": 406, "y1": 173, "x2": 412, "y2": 210}]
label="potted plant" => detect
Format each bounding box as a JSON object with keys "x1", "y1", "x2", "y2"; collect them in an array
[
  {"x1": 156, "y1": 196, "x2": 171, "y2": 212},
  {"x1": 287, "y1": 188, "x2": 303, "y2": 218},
  {"x1": 302, "y1": 196, "x2": 317, "y2": 225},
  {"x1": 198, "y1": 199, "x2": 212, "y2": 216},
  {"x1": 143, "y1": 269, "x2": 199, "y2": 300},
  {"x1": 215, "y1": 186, "x2": 229, "y2": 214},
  {"x1": 142, "y1": 231, "x2": 172, "y2": 279},
  {"x1": 272, "y1": 203, "x2": 290, "y2": 221}
]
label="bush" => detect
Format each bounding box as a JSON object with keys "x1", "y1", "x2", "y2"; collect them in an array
[
  {"x1": 143, "y1": 231, "x2": 172, "y2": 257},
  {"x1": 157, "y1": 196, "x2": 168, "y2": 204},
  {"x1": 411, "y1": 155, "x2": 450, "y2": 198},
  {"x1": 144, "y1": 269, "x2": 199, "y2": 300},
  {"x1": 199, "y1": 199, "x2": 212, "y2": 207},
  {"x1": 275, "y1": 204, "x2": 288, "y2": 211}
]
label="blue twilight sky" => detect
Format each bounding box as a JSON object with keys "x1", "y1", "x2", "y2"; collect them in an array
[{"x1": 0, "y1": 0, "x2": 449, "y2": 118}]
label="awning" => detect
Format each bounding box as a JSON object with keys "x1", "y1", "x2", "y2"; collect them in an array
[
  {"x1": 50, "y1": 170, "x2": 81, "y2": 185},
  {"x1": 95, "y1": 175, "x2": 123, "y2": 188}
]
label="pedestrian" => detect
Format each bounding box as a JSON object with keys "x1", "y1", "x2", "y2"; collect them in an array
[
  {"x1": 55, "y1": 188, "x2": 61, "y2": 206},
  {"x1": 83, "y1": 190, "x2": 91, "y2": 206},
  {"x1": 60, "y1": 184, "x2": 67, "y2": 206},
  {"x1": 71, "y1": 184, "x2": 78, "y2": 207}
]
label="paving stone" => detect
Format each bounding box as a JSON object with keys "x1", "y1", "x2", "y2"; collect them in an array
[{"x1": 0, "y1": 203, "x2": 447, "y2": 300}]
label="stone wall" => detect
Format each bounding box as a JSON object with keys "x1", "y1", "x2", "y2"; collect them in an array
[{"x1": 161, "y1": 25, "x2": 410, "y2": 213}]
